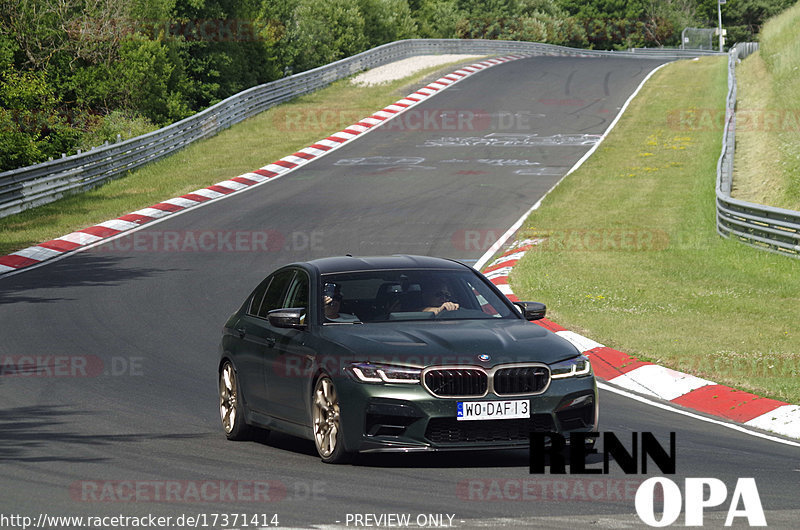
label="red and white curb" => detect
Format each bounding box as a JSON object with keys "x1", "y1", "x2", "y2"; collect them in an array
[
  {"x1": 482, "y1": 240, "x2": 800, "y2": 441},
  {"x1": 0, "y1": 55, "x2": 525, "y2": 277}
]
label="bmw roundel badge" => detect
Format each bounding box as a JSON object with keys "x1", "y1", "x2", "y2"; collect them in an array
[{"x1": 478, "y1": 354, "x2": 491, "y2": 362}]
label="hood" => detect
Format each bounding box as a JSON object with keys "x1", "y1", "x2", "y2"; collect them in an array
[{"x1": 318, "y1": 319, "x2": 580, "y2": 368}]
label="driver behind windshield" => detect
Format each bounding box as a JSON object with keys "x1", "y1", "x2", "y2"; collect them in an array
[
  {"x1": 323, "y1": 283, "x2": 359, "y2": 322},
  {"x1": 420, "y1": 284, "x2": 459, "y2": 316}
]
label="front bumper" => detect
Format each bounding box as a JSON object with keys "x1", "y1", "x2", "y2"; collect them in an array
[{"x1": 334, "y1": 374, "x2": 598, "y2": 454}]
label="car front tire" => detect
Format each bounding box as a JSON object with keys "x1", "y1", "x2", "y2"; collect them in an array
[{"x1": 312, "y1": 375, "x2": 351, "y2": 464}]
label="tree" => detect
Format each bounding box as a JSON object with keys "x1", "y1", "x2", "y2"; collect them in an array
[
  {"x1": 415, "y1": 0, "x2": 464, "y2": 38},
  {"x1": 287, "y1": 0, "x2": 369, "y2": 72},
  {"x1": 359, "y1": 0, "x2": 418, "y2": 47},
  {"x1": 0, "y1": 69, "x2": 81, "y2": 169}
]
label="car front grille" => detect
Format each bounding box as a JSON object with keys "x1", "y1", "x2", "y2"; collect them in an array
[
  {"x1": 425, "y1": 415, "x2": 556, "y2": 444},
  {"x1": 493, "y1": 366, "x2": 549, "y2": 395},
  {"x1": 423, "y1": 369, "x2": 488, "y2": 397},
  {"x1": 422, "y1": 363, "x2": 551, "y2": 398}
]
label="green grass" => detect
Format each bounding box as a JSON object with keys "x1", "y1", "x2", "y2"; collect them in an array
[
  {"x1": 734, "y1": 2, "x2": 800, "y2": 210},
  {"x1": 511, "y1": 57, "x2": 800, "y2": 405},
  {"x1": 0, "y1": 58, "x2": 484, "y2": 256}
]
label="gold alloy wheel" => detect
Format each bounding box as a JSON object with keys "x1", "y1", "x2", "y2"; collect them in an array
[
  {"x1": 312, "y1": 376, "x2": 340, "y2": 458},
  {"x1": 219, "y1": 363, "x2": 238, "y2": 435}
]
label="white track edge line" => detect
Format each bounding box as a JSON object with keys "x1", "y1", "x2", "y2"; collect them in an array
[
  {"x1": 471, "y1": 60, "x2": 800, "y2": 447},
  {"x1": 598, "y1": 382, "x2": 800, "y2": 448},
  {"x1": 474, "y1": 61, "x2": 671, "y2": 270}
]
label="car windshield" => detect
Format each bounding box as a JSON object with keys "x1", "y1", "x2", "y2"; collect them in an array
[{"x1": 320, "y1": 269, "x2": 518, "y2": 323}]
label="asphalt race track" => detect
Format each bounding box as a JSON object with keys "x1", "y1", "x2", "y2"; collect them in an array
[{"x1": 1, "y1": 56, "x2": 798, "y2": 528}]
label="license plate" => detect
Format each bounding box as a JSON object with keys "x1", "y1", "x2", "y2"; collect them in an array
[{"x1": 457, "y1": 399, "x2": 530, "y2": 421}]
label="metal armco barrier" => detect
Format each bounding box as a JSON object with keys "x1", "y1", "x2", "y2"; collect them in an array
[
  {"x1": 0, "y1": 39, "x2": 718, "y2": 219},
  {"x1": 716, "y1": 43, "x2": 800, "y2": 257}
]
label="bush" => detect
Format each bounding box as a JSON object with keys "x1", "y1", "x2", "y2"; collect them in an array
[
  {"x1": 359, "y1": 0, "x2": 418, "y2": 46},
  {"x1": 0, "y1": 69, "x2": 83, "y2": 170},
  {"x1": 415, "y1": 0, "x2": 464, "y2": 38},
  {"x1": 79, "y1": 110, "x2": 157, "y2": 151},
  {"x1": 288, "y1": 0, "x2": 370, "y2": 72}
]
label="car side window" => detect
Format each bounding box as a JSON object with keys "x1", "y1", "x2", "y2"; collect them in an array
[
  {"x1": 247, "y1": 278, "x2": 271, "y2": 316},
  {"x1": 256, "y1": 269, "x2": 294, "y2": 318},
  {"x1": 284, "y1": 271, "x2": 309, "y2": 310}
]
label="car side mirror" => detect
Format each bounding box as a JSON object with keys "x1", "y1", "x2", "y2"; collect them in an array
[
  {"x1": 514, "y1": 301, "x2": 546, "y2": 321},
  {"x1": 268, "y1": 308, "x2": 306, "y2": 329}
]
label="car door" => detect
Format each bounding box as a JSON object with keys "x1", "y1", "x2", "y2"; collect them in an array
[
  {"x1": 265, "y1": 269, "x2": 317, "y2": 424},
  {"x1": 235, "y1": 269, "x2": 294, "y2": 414}
]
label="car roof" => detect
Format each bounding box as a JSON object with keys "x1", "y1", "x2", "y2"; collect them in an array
[{"x1": 304, "y1": 255, "x2": 469, "y2": 275}]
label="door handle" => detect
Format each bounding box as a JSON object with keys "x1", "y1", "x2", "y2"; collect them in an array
[{"x1": 236, "y1": 327, "x2": 246, "y2": 339}]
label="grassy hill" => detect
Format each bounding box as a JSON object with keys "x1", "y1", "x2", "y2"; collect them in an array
[{"x1": 732, "y1": 1, "x2": 800, "y2": 210}]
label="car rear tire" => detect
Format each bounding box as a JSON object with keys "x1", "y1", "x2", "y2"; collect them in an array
[
  {"x1": 312, "y1": 375, "x2": 351, "y2": 464},
  {"x1": 219, "y1": 361, "x2": 254, "y2": 441}
]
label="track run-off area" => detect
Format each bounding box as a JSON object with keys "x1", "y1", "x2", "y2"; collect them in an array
[{"x1": 1, "y1": 55, "x2": 798, "y2": 529}]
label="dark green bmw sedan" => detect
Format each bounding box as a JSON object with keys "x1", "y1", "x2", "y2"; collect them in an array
[{"x1": 218, "y1": 255, "x2": 597, "y2": 463}]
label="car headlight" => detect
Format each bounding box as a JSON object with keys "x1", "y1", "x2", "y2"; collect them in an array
[
  {"x1": 550, "y1": 355, "x2": 592, "y2": 379},
  {"x1": 347, "y1": 362, "x2": 421, "y2": 384}
]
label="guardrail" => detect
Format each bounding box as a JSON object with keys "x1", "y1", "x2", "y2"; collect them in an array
[
  {"x1": 0, "y1": 38, "x2": 718, "y2": 219},
  {"x1": 631, "y1": 47, "x2": 721, "y2": 56},
  {"x1": 716, "y1": 43, "x2": 800, "y2": 257}
]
